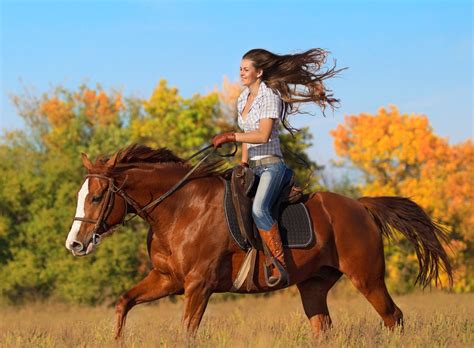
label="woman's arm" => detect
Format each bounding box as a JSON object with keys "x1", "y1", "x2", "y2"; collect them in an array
[
  {"x1": 235, "y1": 118, "x2": 274, "y2": 144},
  {"x1": 241, "y1": 142, "x2": 248, "y2": 164}
]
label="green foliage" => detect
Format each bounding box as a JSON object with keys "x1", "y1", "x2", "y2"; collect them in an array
[
  {"x1": 0, "y1": 79, "x2": 320, "y2": 304},
  {"x1": 0, "y1": 85, "x2": 137, "y2": 304},
  {"x1": 130, "y1": 79, "x2": 223, "y2": 157},
  {"x1": 279, "y1": 127, "x2": 322, "y2": 191},
  {"x1": 54, "y1": 227, "x2": 148, "y2": 305},
  {"x1": 328, "y1": 173, "x2": 362, "y2": 199}
]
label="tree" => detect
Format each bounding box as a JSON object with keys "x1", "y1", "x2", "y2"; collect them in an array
[
  {"x1": 0, "y1": 78, "x2": 329, "y2": 304},
  {"x1": 129, "y1": 79, "x2": 225, "y2": 158},
  {"x1": 330, "y1": 105, "x2": 473, "y2": 292},
  {"x1": 1, "y1": 85, "x2": 140, "y2": 304}
]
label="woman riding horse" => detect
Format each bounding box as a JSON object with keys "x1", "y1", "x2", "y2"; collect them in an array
[
  {"x1": 212, "y1": 48, "x2": 343, "y2": 286},
  {"x1": 65, "y1": 49, "x2": 452, "y2": 339}
]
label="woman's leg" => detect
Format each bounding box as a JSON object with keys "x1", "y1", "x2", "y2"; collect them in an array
[
  {"x1": 252, "y1": 161, "x2": 288, "y2": 230},
  {"x1": 252, "y1": 161, "x2": 290, "y2": 286}
]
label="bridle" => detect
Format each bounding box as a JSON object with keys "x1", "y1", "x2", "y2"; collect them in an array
[
  {"x1": 73, "y1": 173, "x2": 139, "y2": 246},
  {"x1": 71, "y1": 144, "x2": 236, "y2": 248}
]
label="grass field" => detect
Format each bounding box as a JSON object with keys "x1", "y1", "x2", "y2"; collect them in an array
[{"x1": 1, "y1": 289, "x2": 473, "y2": 347}]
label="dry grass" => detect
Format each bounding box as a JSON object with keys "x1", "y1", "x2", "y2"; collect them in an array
[{"x1": 0, "y1": 290, "x2": 473, "y2": 347}]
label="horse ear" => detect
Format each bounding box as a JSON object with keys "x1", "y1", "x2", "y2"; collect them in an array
[
  {"x1": 106, "y1": 152, "x2": 119, "y2": 168},
  {"x1": 81, "y1": 153, "x2": 94, "y2": 171}
]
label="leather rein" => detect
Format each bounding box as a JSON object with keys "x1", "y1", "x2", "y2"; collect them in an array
[{"x1": 72, "y1": 144, "x2": 235, "y2": 246}]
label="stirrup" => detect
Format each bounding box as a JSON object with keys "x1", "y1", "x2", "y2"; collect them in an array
[
  {"x1": 262, "y1": 243, "x2": 289, "y2": 287},
  {"x1": 263, "y1": 257, "x2": 289, "y2": 287}
]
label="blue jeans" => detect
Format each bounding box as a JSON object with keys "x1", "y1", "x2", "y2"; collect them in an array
[{"x1": 252, "y1": 160, "x2": 293, "y2": 230}]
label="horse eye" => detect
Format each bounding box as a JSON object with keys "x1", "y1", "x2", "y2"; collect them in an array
[{"x1": 91, "y1": 195, "x2": 103, "y2": 203}]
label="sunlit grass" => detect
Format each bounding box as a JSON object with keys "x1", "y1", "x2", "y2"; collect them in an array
[{"x1": 1, "y1": 291, "x2": 472, "y2": 347}]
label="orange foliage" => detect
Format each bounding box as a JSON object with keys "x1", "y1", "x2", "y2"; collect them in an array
[
  {"x1": 40, "y1": 97, "x2": 73, "y2": 127},
  {"x1": 331, "y1": 105, "x2": 473, "y2": 290},
  {"x1": 40, "y1": 89, "x2": 124, "y2": 129},
  {"x1": 75, "y1": 89, "x2": 123, "y2": 126},
  {"x1": 37, "y1": 88, "x2": 125, "y2": 149},
  {"x1": 331, "y1": 105, "x2": 473, "y2": 234}
]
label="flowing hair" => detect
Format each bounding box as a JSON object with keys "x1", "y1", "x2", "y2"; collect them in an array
[{"x1": 243, "y1": 48, "x2": 346, "y2": 132}]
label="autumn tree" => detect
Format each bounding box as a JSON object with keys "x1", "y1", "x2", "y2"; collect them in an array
[
  {"x1": 0, "y1": 75, "x2": 334, "y2": 304},
  {"x1": 128, "y1": 79, "x2": 227, "y2": 159},
  {"x1": 331, "y1": 105, "x2": 473, "y2": 292},
  {"x1": 0, "y1": 85, "x2": 143, "y2": 304}
]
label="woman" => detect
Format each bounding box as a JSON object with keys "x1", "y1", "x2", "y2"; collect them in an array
[{"x1": 212, "y1": 48, "x2": 342, "y2": 286}]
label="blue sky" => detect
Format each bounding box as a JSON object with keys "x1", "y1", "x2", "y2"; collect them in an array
[{"x1": 1, "y1": 0, "x2": 472, "y2": 174}]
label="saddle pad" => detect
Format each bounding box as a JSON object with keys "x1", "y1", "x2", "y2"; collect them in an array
[{"x1": 223, "y1": 180, "x2": 314, "y2": 250}]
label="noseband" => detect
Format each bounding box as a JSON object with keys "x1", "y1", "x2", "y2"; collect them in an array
[{"x1": 73, "y1": 174, "x2": 136, "y2": 246}]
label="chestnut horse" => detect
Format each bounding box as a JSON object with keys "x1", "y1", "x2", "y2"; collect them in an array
[{"x1": 65, "y1": 144, "x2": 452, "y2": 338}]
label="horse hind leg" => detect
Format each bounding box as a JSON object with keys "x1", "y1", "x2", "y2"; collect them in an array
[
  {"x1": 348, "y1": 274, "x2": 403, "y2": 329},
  {"x1": 323, "y1": 193, "x2": 403, "y2": 329},
  {"x1": 344, "y1": 233, "x2": 403, "y2": 328},
  {"x1": 342, "y1": 240, "x2": 403, "y2": 328},
  {"x1": 297, "y1": 268, "x2": 342, "y2": 335}
]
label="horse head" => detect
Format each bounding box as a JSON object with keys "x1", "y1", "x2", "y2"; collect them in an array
[
  {"x1": 64, "y1": 144, "x2": 223, "y2": 256},
  {"x1": 65, "y1": 152, "x2": 129, "y2": 256}
]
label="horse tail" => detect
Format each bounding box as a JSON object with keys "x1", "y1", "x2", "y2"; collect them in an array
[{"x1": 358, "y1": 196, "x2": 453, "y2": 288}]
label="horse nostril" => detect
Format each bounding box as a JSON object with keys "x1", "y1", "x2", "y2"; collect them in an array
[{"x1": 70, "y1": 241, "x2": 84, "y2": 252}]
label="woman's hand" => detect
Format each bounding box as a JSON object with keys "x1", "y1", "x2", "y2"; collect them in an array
[{"x1": 212, "y1": 132, "x2": 236, "y2": 147}]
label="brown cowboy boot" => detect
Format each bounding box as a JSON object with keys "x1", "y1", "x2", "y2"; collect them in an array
[{"x1": 258, "y1": 223, "x2": 288, "y2": 286}]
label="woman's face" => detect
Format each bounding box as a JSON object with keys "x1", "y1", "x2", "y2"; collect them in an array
[{"x1": 240, "y1": 59, "x2": 262, "y2": 87}]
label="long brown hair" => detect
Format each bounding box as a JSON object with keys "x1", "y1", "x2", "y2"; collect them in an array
[{"x1": 243, "y1": 48, "x2": 346, "y2": 131}]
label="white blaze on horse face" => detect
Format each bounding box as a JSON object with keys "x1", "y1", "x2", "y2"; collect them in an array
[{"x1": 65, "y1": 179, "x2": 89, "y2": 250}]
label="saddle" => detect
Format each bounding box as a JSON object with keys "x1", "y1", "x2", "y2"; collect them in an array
[
  {"x1": 229, "y1": 164, "x2": 303, "y2": 250},
  {"x1": 223, "y1": 165, "x2": 313, "y2": 291}
]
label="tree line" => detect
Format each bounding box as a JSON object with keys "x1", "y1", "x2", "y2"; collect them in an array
[{"x1": 0, "y1": 80, "x2": 471, "y2": 304}]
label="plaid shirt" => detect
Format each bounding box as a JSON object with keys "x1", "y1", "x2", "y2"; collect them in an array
[{"x1": 237, "y1": 82, "x2": 283, "y2": 160}]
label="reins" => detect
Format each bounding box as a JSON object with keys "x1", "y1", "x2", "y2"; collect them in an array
[
  {"x1": 127, "y1": 146, "x2": 215, "y2": 221},
  {"x1": 124, "y1": 143, "x2": 237, "y2": 223},
  {"x1": 72, "y1": 143, "x2": 236, "y2": 247},
  {"x1": 73, "y1": 140, "x2": 312, "y2": 252}
]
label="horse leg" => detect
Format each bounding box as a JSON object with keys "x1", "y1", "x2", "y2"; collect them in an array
[
  {"x1": 341, "y1": 241, "x2": 403, "y2": 328},
  {"x1": 114, "y1": 269, "x2": 181, "y2": 339},
  {"x1": 181, "y1": 276, "x2": 212, "y2": 335},
  {"x1": 349, "y1": 275, "x2": 403, "y2": 329},
  {"x1": 316, "y1": 192, "x2": 404, "y2": 329},
  {"x1": 342, "y1": 235, "x2": 403, "y2": 328},
  {"x1": 297, "y1": 269, "x2": 342, "y2": 335}
]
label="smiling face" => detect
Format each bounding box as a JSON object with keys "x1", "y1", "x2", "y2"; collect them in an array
[{"x1": 240, "y1": 59, "x2": 263, "y2": 87}]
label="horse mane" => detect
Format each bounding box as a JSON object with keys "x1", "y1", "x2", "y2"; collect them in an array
[
  {"x1": 93, "y1": 144, "x2": 226, "y2": 178},
  {"x1": 116, "y1": 144, "x2": 186, "y2": 165}
]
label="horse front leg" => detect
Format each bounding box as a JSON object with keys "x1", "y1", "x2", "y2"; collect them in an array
[
  {"x1": 181, "y1": 274, "x2": 213, "y2": 335},
  {"x1": 115, "y1": 269, "x2": 181, "y2": 339},
  {"x1": 297, "y1": 270, "x2": 342, "y2": 336}
]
